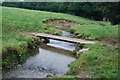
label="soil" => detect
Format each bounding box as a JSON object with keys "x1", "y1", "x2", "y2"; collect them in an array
[{"x1": 43, "y1": 19, "x2": 80, "y2": 30}]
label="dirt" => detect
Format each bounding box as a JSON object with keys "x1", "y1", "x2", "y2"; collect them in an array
[{"x1": 43, "y1": 19, "x2": 80, "y2": 30}]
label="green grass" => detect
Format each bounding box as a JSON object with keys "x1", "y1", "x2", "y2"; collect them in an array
[
  {"x1": 70, "y1": 24, "x2": 118, "y2": 43},
  {"x1": 1, "y1": 7, "x2": 119, "y2": 78},
  {"x1": 57, "y1": 75, "x2": 79, "y2": 78},
  {"x1": 2, "y1": 34, "x2": 41, "y2": 68},
  {"x1": 2, "y1": 7, "x2": 112, "y2": 34},
  {"x1": 68, "y1": 44, "x2": 118, "y2": 78}
]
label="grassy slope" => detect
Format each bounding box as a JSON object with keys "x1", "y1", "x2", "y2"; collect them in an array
[
  {"x1": 2, "y1": 7, "x2": 111, "y2": 34},
  {"x1": 68, "y1": 44, "x2": 118, "y2": 78},
  {"x1": 70, "y1": 25, "x2": 118, "y2": 43},
  {"x1": 3, "y1": 7, "x2": 118, "y2": 44},
  {"x1": 2, "y1": 7, "x2": 118, "y2": 78}
]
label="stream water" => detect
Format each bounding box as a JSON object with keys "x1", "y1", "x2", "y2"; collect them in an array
[{"x1": 2, "y1": 31, "x2": 76, "y2": 78}]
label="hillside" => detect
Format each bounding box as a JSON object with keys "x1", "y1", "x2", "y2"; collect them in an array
[{"x1": 2, "y1": 7, "x2": 119, "y2": 78}]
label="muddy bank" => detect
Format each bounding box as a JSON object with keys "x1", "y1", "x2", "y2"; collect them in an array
[{"x1": 43, "y1": 19, "x2": 80, "y2": 30}]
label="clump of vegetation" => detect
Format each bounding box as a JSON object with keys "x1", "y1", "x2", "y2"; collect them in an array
[
  {"x1": 55, "y1": 30, "x2": 62, "y2": 36},
  {"x1": 46, "y1": 74, "x2": 53, "y2": 77},
  {"x1": 72, "y1": 50, "x2": 79, "y2": 55},
  {"x1": 68, "y1": 44, "x2": 118, "y2": 78}
]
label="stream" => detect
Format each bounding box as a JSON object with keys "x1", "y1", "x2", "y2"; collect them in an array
[{"x1": 3, "y1": 31, "x2": 76, "y2": 78}]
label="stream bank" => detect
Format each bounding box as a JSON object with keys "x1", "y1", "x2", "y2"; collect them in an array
[
  {"x1": 2, "y1": 35, "x2": 43, "y2": 69},
  {"x1": 2, "y1": 18, "x2": 83, "y2": 78},
  {"x1": 43, "y1": 19, "x2": 118, "y2": 78},
  {"x1": 2, "y1": 31, "x2": 78, "y2": 78},
  {"x1": 2, "y1": 18, "x2": 117, "y2": 78}
]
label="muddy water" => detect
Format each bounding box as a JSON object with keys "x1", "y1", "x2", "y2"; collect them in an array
[{"x1": 3, "y1": 31, "x2": 76, "y2": 78}]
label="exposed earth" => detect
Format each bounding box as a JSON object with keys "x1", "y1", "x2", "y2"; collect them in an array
[{"x1": 43, "y1": 19, "x2": 80, "y2": 30}]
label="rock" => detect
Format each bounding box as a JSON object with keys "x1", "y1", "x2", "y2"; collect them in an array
[
  {"x1": 33, "y1": 46, "x2": 35, "y2": 48},
  {"x1": 76, "y1": 48, "x2": 89, "y2": 57},
  {"x1": 44, "y1": 67, "x2": 47, "y2": 69},
  {"x1": 79, "y1": 48, "x2": 89, "y2": 53},
  {"x1": 38, "y1": 68, "x2": 42, "y2": 71},
  {"x1": 53, "y1": 32, "x2": 57, "y2": 35},
  {"x1": 41, "y1": 39, "x2": 44, "y2": 42},
  {"x1": 17, "y1": 65, "x2": 21, "y2": 67},
  {"x1": 42, "y1": 67, "x2": 47, "y2": 70}
]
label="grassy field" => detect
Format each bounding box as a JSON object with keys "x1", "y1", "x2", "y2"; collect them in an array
[
  {"x1": 2, "y1": 7, "x2": 119, "y2": 78},
  {"x1": 2, "y1": 7, "x2": 112, "y2": 34}
]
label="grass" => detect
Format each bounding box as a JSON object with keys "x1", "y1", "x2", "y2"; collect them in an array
[
  {"x1": 68, "y1": 44, "x2": 118, "y2": 78},
  {"x1": 2, "y1": 7, "x2": 112, "y2": 34},
  {"x1": 69, "y1": 25, "x2": 118, "y2": 43},
  {"x1": 2, "y1": 34, "x2": 41, "y2": 68},
  {"x1": 1, "y1": 6, "x2": 119, "y2": 78},
  {"x1": 57, "y1": 75, "x2": 79, "y2": 78},
  {"x1": 3, "y1": 6, "x2": 118, "y2": 44}
]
